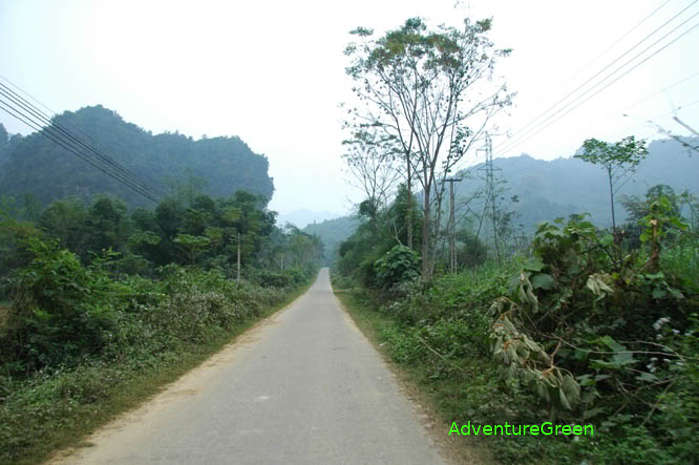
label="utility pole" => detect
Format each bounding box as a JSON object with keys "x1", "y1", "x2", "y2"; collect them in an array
[
  {"x1": 237, "y1": 232, "x2": 241, "y2": 283},
  {"x1": 444, "y1": 177, "x2": 462, "y2": 273}
]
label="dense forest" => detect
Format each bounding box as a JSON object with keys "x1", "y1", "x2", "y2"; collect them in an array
[
  {"x1": 333, "y1": 16, "x2": 697, "y2": 465},
  {"x1": 0, "y1": 106, "x2": 274, "y2": 208},
  {"x1": 0, "y1": 186, "x2": 323, "y2": 463}
]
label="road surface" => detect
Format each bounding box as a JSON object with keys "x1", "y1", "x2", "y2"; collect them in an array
[{"x1": 51, "y1": 268, "x2": 450, "y2": 465}]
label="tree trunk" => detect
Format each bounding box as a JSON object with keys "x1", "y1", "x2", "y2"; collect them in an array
[
  {"x1": 608, "y1": 167, "x2": 616, "y2": 232},
  {"x1": 449, "y1": 180, "x2": 456, "y2": 273},
  {"x1": 421, "y1": 185, "x2": 432, "y2": 282},
  {"x1": 406, "y1": 155, "x2": 413, "y2": 249}
]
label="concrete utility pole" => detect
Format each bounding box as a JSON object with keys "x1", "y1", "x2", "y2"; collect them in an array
[{"x1": 444, "y1": 177, "x2": 462, "y2": 273}]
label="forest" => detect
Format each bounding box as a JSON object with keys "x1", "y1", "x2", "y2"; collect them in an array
[
  {"x1": 333, "y1": 16, "x2": 698, "y2": 465},
  {"x1": 0, "y1": 106, "x2": 275, "y2": 208},
  {"x1": 0, "y1": 185, "x2": 322, "y2": 464}
]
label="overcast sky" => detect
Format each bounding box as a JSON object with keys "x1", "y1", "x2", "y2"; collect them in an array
[{"x1": 1, "y1": 0, "x2": 697, "y2": 218}]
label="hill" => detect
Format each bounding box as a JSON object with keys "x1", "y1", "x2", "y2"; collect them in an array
[
  {"x1": 303, "y1": 215, "x2": 361, "y2": 264},
  {"x1": 0, "y1": 106, "x2": 274, "y2": 207},
  {"x1": 455, "y1": 137, "x2": 699, "y2": 231}
]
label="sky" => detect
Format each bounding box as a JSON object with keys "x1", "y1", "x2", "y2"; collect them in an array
[{"x1": 1, "y1": 0, "x2": 697, "y2": 220}]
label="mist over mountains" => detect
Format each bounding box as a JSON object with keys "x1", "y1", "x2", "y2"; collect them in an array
[
  {"x1": 0, "y1": 106, "x2": 274, "y2": 207},
  {"x1": 305, "y1": 137, "x2": 698, "y2": 259},
  {"x1": 458, "y1": 137, "x2": 698, "y2": 230}
]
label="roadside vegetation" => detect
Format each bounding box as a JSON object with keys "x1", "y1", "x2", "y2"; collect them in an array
[
  {"x1": 0, "y1": 190, "x2": 322, "y2": 465},
  {"x1": 336, "y1": 15, "x2": 698, "y2": 465}
]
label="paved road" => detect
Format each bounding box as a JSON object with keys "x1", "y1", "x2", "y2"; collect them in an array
[{"x1": 52, "y1": 268, "x2": 449, "y2": 465}]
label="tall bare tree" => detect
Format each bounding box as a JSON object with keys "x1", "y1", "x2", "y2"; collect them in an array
[
  {"x1": 344, "y1": 17, "x2": 513, "y2": 280},
  {"x1": 342, "y1": 128, "x2": 401, "y2": 211}
]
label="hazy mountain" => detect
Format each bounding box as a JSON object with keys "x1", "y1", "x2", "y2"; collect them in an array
[
  {"x1": 0, "y1": 106, "x2": 274, "y2": 207},
  {"x1": 310, "y1": 137, "x2": 698, "y2": 255},
  {"x1": 304, "y1": 215, "x2": 361, "y2": 263},
  {"x1": 456, "y1": 137, "x2": 699, "y2": 231}
]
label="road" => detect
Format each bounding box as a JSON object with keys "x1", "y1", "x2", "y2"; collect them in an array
[{"x1": 50, "y1": 268, "x2": 450, "y2": 465}]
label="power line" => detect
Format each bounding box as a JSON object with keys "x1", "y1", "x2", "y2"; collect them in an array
[
  {"x1": 0, "y1": 81, "x2": 162, "y2": 202},
  {"x1": 0, "y1": 99, "x2": 159, "y2": 202},
  {"x1": 621, "y1": 70, "x2": 699, "y2": 112},
  {"x1": 499, "y1": 12, "x2": 699, "y2": 156},
  {"x1": 0, "y1": 80, "x2": 163, "y2": 198},
  {"x1": 0, "y1": 94, "x2": 160, "y2": 202},
  {"x1": 567, "y1": 0, "x2": 674, "y2": 79},
  {"x1": 498, "y1": 1, "x2": 698, "y2": 156},
  {"x1": 0, "y1": 100, "x2": 158, "y2": 202},
  {"x1": 0, "y1": 98, "x2": 158, "y2": 202}
]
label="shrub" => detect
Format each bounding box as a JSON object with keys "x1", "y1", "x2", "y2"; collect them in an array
[
  {"x1": 2, "y1": 238, "x2": 119, "y2": 371},
  {"x1": 374, "y1": 245, "x2": 420, "y2": 289}
]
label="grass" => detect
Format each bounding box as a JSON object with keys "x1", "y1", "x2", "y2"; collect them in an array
[
  {"x1": 1, "y1": 282, "x2": 311, "y2": 465},
  {"x1": 333, "y1": 286, "x2": 499, "y2": 465}
]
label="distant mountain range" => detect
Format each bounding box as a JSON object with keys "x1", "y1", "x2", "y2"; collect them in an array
[
  {"x1": 457, "y1": 137, "x2": 698, "y2": 231},
  {"x1": 0, "y1": 105, "x2": 274, "y2": 207},
  {"x1": 305, "y1": 137, "x2": 698, "y2": 260}
]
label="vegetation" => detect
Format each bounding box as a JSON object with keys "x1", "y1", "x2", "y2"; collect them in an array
[
  {"x1": 303, "y1": 215, "x2": 361, "y2": 265},
  {"x1": 0, "y1": 106, "x2": 274, "y2": 208},
  {"x1": 336, "y1": 18, "x2": 697, "y2": 463},
  {"x1": 575, "y1": 136, "x2": 648, "y2": 232},
  {"x1": 455, "y1": 137, "x2": 699, "y2": 233},
  {"x1": 0, "y1": 190, "x2": 322, "y2": 464},
  {"x1": 344, "y1": 17, "x2": 513, "y2": 281},
  {"x1": 334, "y1": 186, "x2": 697, "y2": 463}
]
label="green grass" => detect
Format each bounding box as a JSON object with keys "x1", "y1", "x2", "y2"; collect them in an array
[{"x1": 0, "y1": 282, "x2": 310, "y2": 465}]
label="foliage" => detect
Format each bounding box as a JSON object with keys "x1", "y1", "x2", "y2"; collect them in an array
[
  {"x1": 575, "y1": 135, "x2": 648, "y2": 231},
  {"x1": 2, "y1": 239, "x2": 119, "y2": 371},
  {"x1": 0, "y1": 243, "x2": 316, "y2": 464},
  {"x1": 0, "y1": 106, "x2": 274, "y2": 208},
  {"x1": 487, "y1": 210, "x2": 697, "y2": 463},
  {"x1": 373, "y1": 245, "x2": 420, "y2": 290},
  {"x1": 345, "y1": 16, "x2": 513, "y2": 281},
  {"x1": 335, "y1": 184, "x2": 697, "y2": 463}
]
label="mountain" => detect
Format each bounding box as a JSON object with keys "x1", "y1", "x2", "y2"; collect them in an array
[
  {"x1": 0, "y1": 106, "x2": 274, "y2": 207},
  {"x1": 455, "y1": 137, "x2": 699, "y2": 231},
  {"x1": 304, "y1": 215, "x2": 361, "y2": 264}
]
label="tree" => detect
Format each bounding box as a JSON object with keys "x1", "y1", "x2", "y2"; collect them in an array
[
  {"x1": 345, "y1": 17, "x2": 512, "y2": 281},
  {"x1": 173, "y1": 233, "x2": 210, "y2": 265},
  {"x1": 342, "y1": 128, "x2": 401, "y2": 210},
  {"x1": 576, "y1": 136, "x2": 648, "y2": 233}
]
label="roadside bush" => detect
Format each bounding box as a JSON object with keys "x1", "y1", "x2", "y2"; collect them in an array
[
  {"x1": 1, "y1": 238, "x2": 120, "y2": 372},
  {"x1": 374, "y1": 244, "x2": 420, "y2": 290},
  {"x1": 488, "y1": 211, "x2": 698, "y2": 463}
]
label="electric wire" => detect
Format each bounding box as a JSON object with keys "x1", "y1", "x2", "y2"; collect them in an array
[
  {"x1": 0, "y1": 100, "x2": 159, "y2": 202},
  {"x1": 0, "y1": 97, "x2": 158, "y2": 202},
  {"x1": 0, "y1": 81, "x2": 162, "y2": 199},
  {"x1": 496, "y1": 1, "x2": 699, "y2": 156},
  {"x1": 0, "y1": 96, "x2": 159, "y2": 202},
  {"x1": 497, "y1": 14, "x2": 699, "y2": 156}
]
